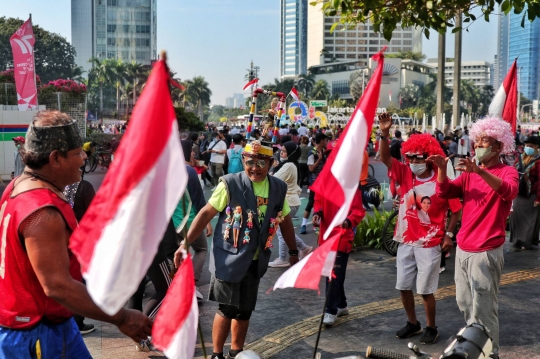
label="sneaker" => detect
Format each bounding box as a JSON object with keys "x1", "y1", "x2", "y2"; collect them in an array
[
  {"x1": 323, "y1": 312, "x2": 337, "y2": 326},
  {"x1": 135, "y1": 339, "x2": 150, "y2": 352},
  {"x1": 268, "y1": 258, "x2": 290, "y2": 268},
  {"x1": 489, "y1": 354, "x2": 499, "y2": 359},
  {"x1": 226, "y1": 350, "x2": 243, "y2": 359},
  {"x1": 211, "y1": 353, "x2": 225, "y2": 359},
  {"x1": 396, "y1": 320, "x2": 422, "y2": 339},
  {"x1": 79, "y1": 323, "x2": 95, "y2": 335},
  {"x1": 336, "y1": 307, "x2": 349, "y2": 317},
  {"x1": 195, "y1": 287, "x2": 203, "y2": 302},
  {"x1": 299, "y1": 246, "x2": 313, "y2": 260},
  {"x1": 300, "y1": 225, "x2": 307, "y2": 234},
  {"x1": 439, "y1": 267, "x2": 446, "y2": 273},
  {"x1": 419, "y1": 326, "x2": 439, "y2": 344}
]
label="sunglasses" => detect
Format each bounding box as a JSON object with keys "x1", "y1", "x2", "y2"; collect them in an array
[
  {"x1": 405, "y1": 154, "x2": 427, "y2": 160},
  {"x1": 244, "y1": 159, "x2": 268, "y2": 168}
]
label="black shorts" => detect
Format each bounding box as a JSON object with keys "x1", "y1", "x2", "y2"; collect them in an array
[{"x1": 209, "y1": 260, "x2": 260, "y2": 311}]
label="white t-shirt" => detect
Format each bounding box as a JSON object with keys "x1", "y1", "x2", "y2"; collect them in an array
[
  {"x1": 279, "y1": 128, "x2": 288, "y2": 136},
  {"x1": 298, "y1": 126, "x2": 308, "y2": 136},
  {"x1": 209, "y1": 140, "x2": 227, "y2": 164},
  {"x1": 273, "y1": 162, "x2": 301, "y2": 207}
]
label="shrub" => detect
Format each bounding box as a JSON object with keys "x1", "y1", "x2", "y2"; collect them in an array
[{"x1": 353, "y1": 208, "x2": 393, "y2": 250}]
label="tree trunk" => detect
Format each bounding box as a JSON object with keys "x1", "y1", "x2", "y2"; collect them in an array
[
  {"x1": 452, "y1": 12, "x2": 462, "y2": 130},
  {"x1": 100, "y1": 83, "x2": 103, "y2": 112},
  {"x1": 116, "y1": 84, "x2": 120, "y2": 118},
  {"x1": 436, "y1": 32, "x2": 446, "y2": 128},
  {"x1": 133, "y1": 79, "x2": 137, "y2": 113}
]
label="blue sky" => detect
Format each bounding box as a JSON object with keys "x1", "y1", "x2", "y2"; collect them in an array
[{"x1": 3, "y1": 0, "x2": 498, "y2": 105}]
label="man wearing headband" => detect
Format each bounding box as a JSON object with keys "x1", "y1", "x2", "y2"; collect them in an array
[
  {"x1": 0, "y1": 111, "x2": 152, "y2": 358},
  {"x1": 174, "y1": 140, "x2": 299, "y2": 359},
  {"x1": 379, "y1": 113, "x2": 461, "y2": 345},
  {"x1": 430, "y1": 116, "x2": 519, "y2": 359}
]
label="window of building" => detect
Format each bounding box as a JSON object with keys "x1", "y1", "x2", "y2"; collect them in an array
[
  {"x1": 358, "y1": 53, "x2": 367, "y2": 58},
  {"x1": 347, "y1": 39, "x2": 356, "y2": 44},
  {"x1": 107, "y1": 24, "x2": 116, "y2": 32},
  {"x1": 369, "y1": 47, "x2": 378, "y2": 52},
  {"x1": 346, "y1": 32, "x2": 356, "y2": 37},
  {"x1": 107, "y1": 52, "x2": 116, "y2": 58},
  {"x1": 325, "y1": 47, "x2": 334, "y2": 51},
  {"x1": 347, "y1": 46, "x2": 356, "y2": 52},
  {"x1": 335, "y1": 39, "x2": 344, "y2": 44},
  {"x1": 358, "y1": 39, "x2": 367, "y2": 45},
  {"x1": 123, "y1": 24, "x2": 130, "y2": 33},
  {"x1": 369, "y1": 39, "x2": 378, "y2": 45},
  {"x1": 347, "y1": 54, "x2": 356, "y2": 58},
  {"x1": 324, "y1": 25, "x2": 332, "y2": 30},
  {"x1": 325, "y1": 39, "x2": 334, "y2": 44},
  {"x1": 107, "y1": 0, "x2": 117, "y2": 5},
  {"x1": 358, "y1": 47, "x2": 367, "y2": 52},
  {"x1": 335, "y1": 32, "x2": 345, "y2": 37},
  {"x1": 369, "y1": 32, "x2": 379, "y2": 38},
  {"x1": 403, "y1": 40, "x2": 412, "y2": 45},
  {"x1": 107, "y1": 38, "x2": 116, "y2": 46},
  {"x1": 403, "y1": 33, "x2": 412, "y2": 38},
  {"x1": 336, "y1": 54, "x2": 345, "y2": 58},
  {"x1": 335, "y1": 46, "x2": 345, "y2": 51}
]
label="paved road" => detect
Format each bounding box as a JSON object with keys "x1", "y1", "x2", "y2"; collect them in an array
[{"x1": 81, "y1": 159, "x2": 540, "y2": 359}]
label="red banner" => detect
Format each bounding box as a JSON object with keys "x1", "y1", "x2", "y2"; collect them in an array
[{"x1": 10, "y1": 18, "x2": 38, "y2": 111}]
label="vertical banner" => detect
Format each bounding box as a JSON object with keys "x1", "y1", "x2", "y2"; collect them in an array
[{"x1": 10, "y1": 18, "x2": 38, "y2": 111}]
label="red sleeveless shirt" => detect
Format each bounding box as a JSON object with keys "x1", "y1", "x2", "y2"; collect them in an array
[{"x1": 0, "y1": 181, "x2": 81, "y2": 329}]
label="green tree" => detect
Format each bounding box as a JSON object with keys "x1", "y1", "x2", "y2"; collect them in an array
[
  {"x1": 295, "y1": 73, "x2": 315, "y2": 98},
  {"x1": 125, "y1": 61, "x2": 148, "y2": 109},
  {"x1": 0, "y1": 17, "x2": 78, "y2": 82},
  {"x1": 310, "y1": 80, "x2": 331, "y2": 100},
  {"x1": 174, "y1": 106, "x2": 205, "y2": 131},
  {"x1": 88, "y1": 57, "x2": 116, "y2": 112},
  {"x1": 478, "y1": 85, "x2": 495, "y2": 116},
  {"x1": 399, "y1": 84, "x2": 421, "y2": 108},
  {"x1": 386, "y1": 51, "x2": 426, "y2": 61},
  {"x1": 110, "y1": 60, "x2": 127, "y2": 117},
  {"x1": 314, "y1": 0, "x2": 538, "y2": 41},
  {"x1": 185, "y1": 76, "x2": 212, "y2": 121}
]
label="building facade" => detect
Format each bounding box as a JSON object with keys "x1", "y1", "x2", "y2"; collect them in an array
[
  {"x1": 225, "y1": 93, "x2": 245, "y2": 108},
  {"x1": 280, "y1": 0, "x2": 308, "y2": 78},
  {"x1": 496, "y1": 15, "x2": 509, "y2": 90},
  {"x1": 508, "y1": 9, "x2": 540, "y2": 100},
  {"x1": 71, "y1": 0, "x2": 157, "y2": 74},
  {"x1": 426, "y1": 59, "x2": 491, "y2": 88},
  {"x1": 307, "y1": 2, "x2": 422, "y2": 69}
]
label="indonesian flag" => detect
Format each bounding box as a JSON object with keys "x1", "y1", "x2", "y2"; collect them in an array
[
  {"x1": 311, "y1": 47, "x2": 385, "y2": 239},
  {"x1": 273, "y1": 231, "x2": 341, "y2": 291},
  {"x1": 10, "y1": 18, "x2": 38, "y2": 111},
  {"x1": 290, "y1": 87, "x2": 301, "y2": 106},
  {"x1": 70, "y1": 59, "x2": 187, "y2": 315},
  {"x1": 153, "y1": 249, "x2": 198, "y2": 359},
  {"x1": 243, "y1": 78, "x2": 259, "y2": 90},
  {"x1": 489, "y1": 59, "x2": 518, "y2": 134}
]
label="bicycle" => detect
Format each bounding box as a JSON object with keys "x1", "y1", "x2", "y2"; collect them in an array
[
  {"x1": 96, "y1": 149, "x2": 112, "y2": 169},
  {"x1": 381, "y1": 196, "x2": 400, "y2": 256},
  {"x1": 368, "y1": 164, "x2": 375, "y2": 178},
  {"x1": 84, "y1": 149, "x2": 99, "y2": 173}
]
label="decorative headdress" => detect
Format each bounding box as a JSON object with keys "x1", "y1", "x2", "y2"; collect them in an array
[
  {"x1": 469, "y1": 116, "x2": 515, "y2": 154},
  {"x1": 401, "y1": 133, "x2": 445, "y2": 159},
  {"x1": 25, "y1": 119, "x2": 83, "y2": 154},
  {"x1": 243, "y1": 140, "x2": 273, "y2": 158}
]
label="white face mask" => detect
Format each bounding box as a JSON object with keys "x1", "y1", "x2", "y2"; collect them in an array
[{"x1": 409, "y1": 163, "x2": 427, "y2": 176}]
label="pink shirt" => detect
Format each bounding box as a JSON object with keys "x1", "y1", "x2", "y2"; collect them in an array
[{"x1": 436, "y1": 163, "x2": 518, "y2": 252}]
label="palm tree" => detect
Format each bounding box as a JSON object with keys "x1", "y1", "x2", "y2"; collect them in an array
[
  {"x1": 88, "y1": 57, "x2": 115, "y2": 112},
  {"x1": 310, "y1": 80, "x2": 331, "y2": 100},
  {"x1": 399, "y1": 84, "x2": 421, "y2": 108},
  {"x1": 295, "y1": 74, "x2": 315, "y2": 98},
  {"x1": 125, "y1": 61, "x2": 148, "y2": 110},
  {"x1": 120, "y1": 82, "x2": 133, "y2": 119},
  {"x1": 70, "y1": 66, "x2": 86, "y2": 83},
  {"x1": 185, "y1": 76, "x2": 212, "y2": 121},
  {"x1": 108, "y1": 59, "x2": 128, "y2": 117}
]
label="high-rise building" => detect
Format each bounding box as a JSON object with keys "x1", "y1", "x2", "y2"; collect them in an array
[
  {"x1": 71, "y1": 0, "x2": 157, "y2": 74},
  {"x1": 426, "y1": 59, "x2": 491, "y2": 88},
  {"x1": 496, "y1": 15, "x2": 509, "y2": 90},
  {"x1": 280, "y1": 0, "x2": 308, "y2": 78},
  {"x1": 508, "y1": 9, "x2": 540, "y2": 100},
  {"x1": 307, "y1": 2, "x2": 422, "y2": 69},
  {"x1": 492, "y1": 55, "x2": 498, "y2": 88}
]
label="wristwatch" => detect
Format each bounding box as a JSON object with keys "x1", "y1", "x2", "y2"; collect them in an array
[{"x1": 445, "y1": 231, "x2": 454, "y2": 238}]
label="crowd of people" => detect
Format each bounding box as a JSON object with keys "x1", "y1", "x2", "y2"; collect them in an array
[{"x1": 0, "y1": 107, "x2": 535, "y2": 359}]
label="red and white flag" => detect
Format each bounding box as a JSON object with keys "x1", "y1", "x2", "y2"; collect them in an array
[
  {"x1": 153, "y1": 249, "x2": 198, "y2": 359},
  {"x1": 10, "y1": 18, "x2": 38, "y2": 111},
  {"x1": 273, "y1": 231, "x2": 341, "y2": 291},
  {"x1": 311, "y1": 47, "x2": 385, "y2": 239},
  {"x1": 243, "y1": 78, "x2": 259, "y2": 90},
  {"x1": 290, "y1": 87, "x2": 301, "y2": 106},
  {"x1": 489, "y1": 59, "x2": 518, "y2": 134},
  {"x1": 70, "y1": 59, "x2": 187, "y2": 315}
]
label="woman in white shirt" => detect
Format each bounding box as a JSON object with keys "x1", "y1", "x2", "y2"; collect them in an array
[{"x1": 269, "y1": 142, "x2": 313, "y2": 267}]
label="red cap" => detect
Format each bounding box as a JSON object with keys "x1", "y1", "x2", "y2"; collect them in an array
[{"x1": 12, "y1": 136, "x2": 25, "y2": 143}]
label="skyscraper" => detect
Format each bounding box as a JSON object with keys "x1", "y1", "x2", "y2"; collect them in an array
[
  {"x1": 280, "y1": 0, "x2": 308, "y2": 78},
  {"x1": 496, "y1": 14, "x2": 509, "y2": 90},
  {"x1": 307, "y1": 2, "x2": 422, "y2": 69},
  {"x1": 71, "y1": 0, "x2": 157, "y2": 74}
]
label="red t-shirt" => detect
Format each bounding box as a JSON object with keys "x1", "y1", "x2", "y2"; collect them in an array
[
  {"x1": 389, "y1": 159, "x2": 462, "y2": 248},
  {"x1": 436, "y1": 163, "x2": 518, "y2": 252}
]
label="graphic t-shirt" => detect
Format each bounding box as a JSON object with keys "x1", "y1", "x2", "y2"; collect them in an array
[{"x1": 389, "y1": 158, "x2": 462, "y2": 248}]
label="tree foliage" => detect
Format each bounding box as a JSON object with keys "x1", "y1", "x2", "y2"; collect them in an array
[
  {"x1": 174, "y1": 106, "x2": 205, "y2": 132},
  {"x1": 313, "y1": 0, "x2": 537, "y2": 41},
  {"x1": 0, "y1": 17, "x2": 78, "y2": 82}
]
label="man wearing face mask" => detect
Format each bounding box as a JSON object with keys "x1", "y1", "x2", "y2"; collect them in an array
[
  {"x1": 12, "y1": 136, "x2": 25, "y2": 177},
  {"x1": 379, "y1": 114, "x2": 461, "y2": 345},
  {"x1": 429, "y1": 116, "x2": 519, "y2": 359}
]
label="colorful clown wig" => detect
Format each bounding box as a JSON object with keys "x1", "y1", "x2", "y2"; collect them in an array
[
  {"x1": 401, "y1": 133, "x2": 445, "y2": 160},
  {"x1": 469, "y1": 116, "x2": 515, "y2": 154}
]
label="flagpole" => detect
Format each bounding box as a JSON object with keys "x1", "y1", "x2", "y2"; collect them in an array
[{"x1": 312, "y1": 230, "x2": 345, "y2": 359}]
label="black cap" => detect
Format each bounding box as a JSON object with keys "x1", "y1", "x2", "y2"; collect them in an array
[{"x1": 524, "y1": 136, "x2": 540, "y2": 146}]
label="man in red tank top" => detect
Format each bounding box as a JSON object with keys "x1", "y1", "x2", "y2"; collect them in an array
[{"x1": 0, "y1": 110, "x2": 152, "y2": 359}]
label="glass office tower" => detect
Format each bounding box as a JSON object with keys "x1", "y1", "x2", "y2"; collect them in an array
[{"x1": 280, "y1": 0, "x2": 308, "y2": 78}]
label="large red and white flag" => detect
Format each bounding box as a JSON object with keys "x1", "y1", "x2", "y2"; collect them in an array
[
  {"x1": 273, "y1": 231, "x2": 341, "y2": 291},
  {"x1": 153, "y1": 249, "x2": 198, "y2": 359},
  {"x1": 489, "y1": 59, "x2": 518, "y2": 134},
  {"x1": 70, "y1": 59, "x2": 187, "y2": 315},
  {"x1": 10, "y1": 18, "x2": 38, "y2": 111},
  {"x1": 310, "y1": 48, "x2": 385, "y2": 239}
]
